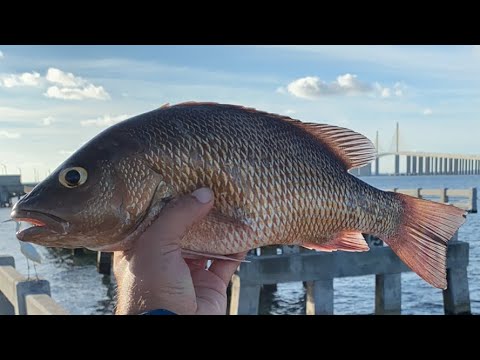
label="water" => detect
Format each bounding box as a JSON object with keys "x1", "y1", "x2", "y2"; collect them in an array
[
  {"x1": 0, "y1": 220, "x2": 115, "y2": 315},
  {"x1": 1, "y1": 175, "x2": 479, "y2": 315}
]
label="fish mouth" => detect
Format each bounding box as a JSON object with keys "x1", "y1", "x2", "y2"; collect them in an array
[{"x1": 10, "y1": 209, "x2": 70, "y2": 241}]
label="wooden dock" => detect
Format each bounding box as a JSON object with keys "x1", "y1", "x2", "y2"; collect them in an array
[
  {"x1": 229, "y1": 237, "x2": 470, "y2": 315},
  {"x1": 229, "y1": 188, "x2": 476, "y2": 315},
  {"x1": 2, "y1": 186, "x2": 473, "y2": 315},
  {"x1": 391, "y1": 187, "x2": 477, "y2": 213},
  {"x1": 0, "y1": 256, "x2": 68, "y2": 315}
]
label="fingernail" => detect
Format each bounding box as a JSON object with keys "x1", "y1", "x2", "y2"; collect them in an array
[{"x1": 192, "y1": 188, "x2": 214, "y2": 204}]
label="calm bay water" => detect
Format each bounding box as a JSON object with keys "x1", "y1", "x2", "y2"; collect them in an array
[{"x1": 1, "y1": 175, "x2": 479, "y2": 315}]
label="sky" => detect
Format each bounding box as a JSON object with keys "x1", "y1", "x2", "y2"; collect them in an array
[{"x1": 1, "y1": 45, "x2": 480, "y2": 182}]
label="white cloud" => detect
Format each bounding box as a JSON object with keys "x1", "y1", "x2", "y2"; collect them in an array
[
  {"x1": 0, "y1": 71, "x2": 41, "y2": 88},
  {"x1": 42, "y1": 116, "x2": 55, "y2": 126},
  {"x1": 45, "y1": 68, "x2": 85, "y2": 87},
  {"x1": 45, "y1": 84, "x2": 110, "y2": 100},
  {"x1": 286, "y1": 74, "x2": 372, "y2": 99},
  {"x1": 284, "y1": 109, "x2": 296, "y2": 115},
  {"x1": 42, "y1": 67, "x2": 110, "y2": 100},
  {"x1": 0, "y1": 67, "x2": 109, "y2": 101},
  {"x1": 380, "y1": 87, "x2": 391, "y2": 98},
  {"x1": 80, "y1": 114, "x2": 130, "y2": 127},
  {"x1": 276, "y1": 86, "x2": 286, "y2": 94},
  {"x1": 58, "y1": 150, "x2": 74, "y2": 156},
  {"x1": 374, "y1": 82, "x2": 406, "y2": 99},
  {"x1": 0, "y1": 130, "x2": 21, "y2": 139},
  {"x1": 0, "y1": 50, "x2": 3, "y2": 59},
  {"x1": 423, "y1": 108, "x2": 433, "y2": 115}
]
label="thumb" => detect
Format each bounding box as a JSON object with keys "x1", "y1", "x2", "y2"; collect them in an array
[{"x1": 137, "y1": 187, "x2": 215, "y2": 247}]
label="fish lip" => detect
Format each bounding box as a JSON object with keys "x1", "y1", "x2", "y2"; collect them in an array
[{"x1": 10, "y1": 209, "x2": 70, "y2": 237}]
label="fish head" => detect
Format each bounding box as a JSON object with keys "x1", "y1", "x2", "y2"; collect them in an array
[{"x1": 10, "y1": 128, "x2": 164, "y2": 250}]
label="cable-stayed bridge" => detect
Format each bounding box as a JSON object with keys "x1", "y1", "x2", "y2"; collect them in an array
[{"x1": 350, "y1": 123, "x2": 480, "y2": 176}]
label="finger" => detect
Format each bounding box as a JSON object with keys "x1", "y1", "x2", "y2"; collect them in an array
[
  {"x1": 138, "y1": 187, "x2": 215, "y2": 247},
  {"x1": 208, "y1": 252, "x2": 248, "y2": 285},
  {"x1": 113, "y1": 251, "x2": 125, "y2": 265},
  {"x1": 112, "y1": 251, "x2": 128, "y2": 279}
]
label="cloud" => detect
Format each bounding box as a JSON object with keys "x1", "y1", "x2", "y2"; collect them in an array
[
  {"x1": 0, "y1": 130, "x2": 21, "y2": 139},
  {"x1": 0, "y1": 71, "x2": 41, "y2": 88},
  {"x1": 80, "y1": 114, "x2": 130, "y2": 127},
  {"x1": 46, "y1": 68, "x2": 85, "y2": 87},
  {"x1": 423, "y1": 108, "x2": 433, "y2": 115},
  {"x1": 374, "y1": 82, "x2": 406, "y2": 99},
  {"x1": 0, "y1": 50, "x2": 3, "y2": 59},
  {"x1": 58, "y1": 150, "x2": 74, "y2": 156},
  {"x1": 284, "y1": 109, "x2": 296, "y2": 115},
  {"x1": 43, "y1": 67, "x2": 110, "y2": 100},
  {"x1": 380, "y1": 87, "x2": 391, "y2": 98},
  {"x1": 45, "y1": 84, "x2": 110, "y2": 100},
  {"x1": 0, "y1": 67, "x2": 109, "y2": 101},
  {"x1": 286, "y1": 74, "x2": 372, "y2": 99},
  {"x1": 42, "y1": 116, "x2": 55, "y2": 126}
]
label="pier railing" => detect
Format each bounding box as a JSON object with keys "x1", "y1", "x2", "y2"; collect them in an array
[
  {"x1": 229, "y1": 187, "x2": 476, "y2": 315},
  {"x1": 229, "y1": 238, "x2": 470, "y2": 315},
  {"x1": 0, "y1": 256, "x2": 68, "y2": 315},
  {"x1": 391, "y1": 187, "x2": 477, "y2": 213}
]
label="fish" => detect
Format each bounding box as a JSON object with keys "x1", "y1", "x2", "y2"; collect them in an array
[{"x1": 10, "y1": 102, "x2": 466, "y2": 289}]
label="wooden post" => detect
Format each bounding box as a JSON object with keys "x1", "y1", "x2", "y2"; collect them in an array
[
  {"x1": 470, "y1": 187, "x2": 477, "y2": 213},
  {"x1": 0, "y1": 256, "x2": 15, "y2": 315},
  {"x1": 72, "y1": 248, "x2": 83, "y2": 256},
  {"x1": 375, "y1": 273, "x2": 401, "y2": 315},
  {"x1": 259, "y1": 246, "x2": 278, "y2": 292},
  {"x1": 440, "y1": 188, "x2": 448, "y2": 203},
  {"x1": 97, "y1": 252, "x2": 112, "y2": 275},
  {"x1": 306, "y1": 279, "x2": 334, "y2": 315},
  {"x1": 229, "y1": 274, "x2": 261, "y2": 315},
  {"x1": 15, "y1": 279, "x2": 51, "y2": 315},
  {"x1": 443, "y1": 267, "x2": 471, "y2": 315}
]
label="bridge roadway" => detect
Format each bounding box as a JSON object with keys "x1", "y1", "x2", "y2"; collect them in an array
[{"x1": 350, "y1": 151, "x2": 480, "y2": 176}]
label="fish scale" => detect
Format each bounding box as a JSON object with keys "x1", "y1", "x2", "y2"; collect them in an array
[
  {"x1": 148, "y1": 106, "x2": 357, "y2": 251},
  {"x1": 11, "y1": 102, "x2": 468, "y2": 289}
]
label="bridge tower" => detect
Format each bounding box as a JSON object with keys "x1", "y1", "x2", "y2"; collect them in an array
[
  {"x1": 394, "y1": 122, "x2": 400, "y2": 175},
  {"x1": 375, "y1": 131, "x2": 379, "y2": 176}
]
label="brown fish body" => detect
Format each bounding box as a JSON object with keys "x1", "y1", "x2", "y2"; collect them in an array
[{"x1": 11, "y1": 102, "x2": 466, "y2": 289}]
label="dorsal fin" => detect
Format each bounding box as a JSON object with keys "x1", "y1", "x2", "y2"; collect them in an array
[
  {"x1": 164, "y1": 101, "x2": 376, "y2": 170},
  {"x1": 285, "y1": 121, "x2": 377, "y2": 170}
]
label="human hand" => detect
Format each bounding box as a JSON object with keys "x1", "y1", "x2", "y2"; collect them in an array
[{"x1": 113, "y1": 187, "x2": 247, "y2": 315}]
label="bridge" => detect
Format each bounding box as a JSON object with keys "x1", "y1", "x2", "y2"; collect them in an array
[{"x1": 350, "y1": 123, "x2": 480, "y2": 176}]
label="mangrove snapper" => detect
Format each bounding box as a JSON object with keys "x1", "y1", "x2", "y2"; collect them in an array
[{"x1": 11, "y1": 102, "x2": 466, "y2": 289}]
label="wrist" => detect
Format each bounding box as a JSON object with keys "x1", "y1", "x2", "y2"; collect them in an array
[{"x1": 115, "y1": 277, "x2": 197, "y2": 315}]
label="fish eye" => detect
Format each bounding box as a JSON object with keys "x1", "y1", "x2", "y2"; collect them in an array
[{"x1": 59, "y1": 167, "x2": 88, "y2": 188}]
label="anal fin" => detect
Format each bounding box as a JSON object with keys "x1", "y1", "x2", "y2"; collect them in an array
[{"x1": 302, "y1": 231, "x2": 369, "y2": 252}]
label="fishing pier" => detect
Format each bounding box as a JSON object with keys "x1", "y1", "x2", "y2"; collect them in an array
[
  {"x1": 0, "y1": 256, "x2": 68, "y2": 315},
  {"x1": 229, "y1": 188, "x2": 476, "y2": 315},
  {"x1": 0, "y1": 188, "x2": 476, "y2": 315}
]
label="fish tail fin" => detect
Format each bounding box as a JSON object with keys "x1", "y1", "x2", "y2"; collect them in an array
[{"x1": 380, "y1": 193, "x2": 467, "y2": 290}]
